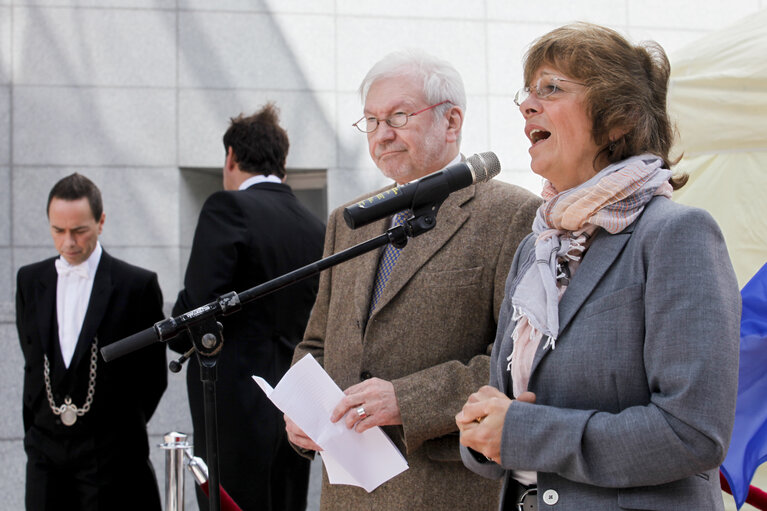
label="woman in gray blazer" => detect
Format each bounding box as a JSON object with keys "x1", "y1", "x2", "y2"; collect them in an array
[{"x1": 456, "y1": 22, "x2": 741, "y2": 510}]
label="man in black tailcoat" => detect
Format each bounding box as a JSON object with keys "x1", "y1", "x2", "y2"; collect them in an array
[
  {"x1": 172, "y1": 103, "x2": 325, "y2": 511},
  {"x1": 16, "y1": 173, "x2": 167, "y2": 511}
]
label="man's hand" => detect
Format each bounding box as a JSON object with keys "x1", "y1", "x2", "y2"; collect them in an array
[
  {"x1": 284, "y1": 414, "x2": 322, "y2": 452},
  {"x1": 330, "y1": 377, "x2": 402, "y2": 433},
  {"x1": 455, "y1": 386, "x2": 536, "y2": 463}
]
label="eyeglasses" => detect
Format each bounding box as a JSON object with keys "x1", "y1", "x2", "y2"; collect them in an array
[
  {"x1": 353, "y1": 100, "x2": 451, "y2": 133},
  {"x1": 514, "y1": 74, "x2": 585, "y2": 106}
]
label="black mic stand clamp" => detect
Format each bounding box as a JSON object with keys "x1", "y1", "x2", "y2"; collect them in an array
[
  {"x1": 382, "y1": 201, "x2": 440, "y2": 250},
  {"x1": 408, "y1": 202, "x2": 442, "y2": 238}
]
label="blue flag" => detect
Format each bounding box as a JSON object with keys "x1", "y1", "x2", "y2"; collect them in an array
[{"x1": 721, "y1": 262, "x2": 767, "y2": 509}]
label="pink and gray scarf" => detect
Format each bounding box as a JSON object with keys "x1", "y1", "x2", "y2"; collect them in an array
[{"x1": 508, "y1": 154, "x2": 674, "y2": 397}]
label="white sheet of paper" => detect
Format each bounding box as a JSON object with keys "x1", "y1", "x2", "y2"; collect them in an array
[{"x1": 253, "y1": 354, "x2": 408, "y2": 492}]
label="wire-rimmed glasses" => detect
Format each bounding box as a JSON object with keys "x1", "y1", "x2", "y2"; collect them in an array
[
  {"x1": 353, "y1": 100, "x2": 451, "y2": 133},
  {"x1": 514, "y1": 74, "x2": 585, "y2": 106}
]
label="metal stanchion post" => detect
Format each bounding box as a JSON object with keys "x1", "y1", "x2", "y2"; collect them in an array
[{"x1": 161, "y1": 431, "x2": 190, "y2": 511}]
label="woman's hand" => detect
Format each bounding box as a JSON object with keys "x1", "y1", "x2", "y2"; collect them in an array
[{"x1": 455, "y1": 386, "x2": 536, "y2": 463}]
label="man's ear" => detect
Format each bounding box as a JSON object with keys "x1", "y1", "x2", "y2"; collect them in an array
[
  {"x1": 97, "y1": 212, "x2": 105, "y2": 235},
  {"x1": 225, "y1": 146, "x2": 237, "y2": 171},
  {"x1": 445, "y1": 106, "x2": 464, "y2": 144}
]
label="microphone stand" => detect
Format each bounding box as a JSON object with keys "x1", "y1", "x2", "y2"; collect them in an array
[{"x1": 100, "y1": 208, "x2": 440, "y2": 511}]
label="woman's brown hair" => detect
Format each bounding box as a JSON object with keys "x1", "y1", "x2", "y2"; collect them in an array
[{"x1": 523, "y1": 22, "x2": 686, "y2": 189}]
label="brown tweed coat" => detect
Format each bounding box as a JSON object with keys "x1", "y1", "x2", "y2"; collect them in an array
[{"x1": 293, "y1": 178, "x2": 541, "y2": 511}]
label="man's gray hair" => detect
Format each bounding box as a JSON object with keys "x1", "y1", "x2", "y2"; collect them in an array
[{"x1": 358, "y1": 48, "x2": 467, "y2": 118}]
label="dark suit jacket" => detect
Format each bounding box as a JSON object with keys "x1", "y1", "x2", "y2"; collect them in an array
[
  {"x1": 16, "y1": 249, "x2": 166, "y2": 496},
  {"x1": 293, "y1": 179, "x2": 541, "y2": 511},
  {"x1": 171, "y1": 182, "x2": 325, "y2": 510}
]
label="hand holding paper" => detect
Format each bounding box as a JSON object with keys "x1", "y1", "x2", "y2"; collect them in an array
[{"x1": 253, "y1": 354, "x2": 408, "y2": 492}]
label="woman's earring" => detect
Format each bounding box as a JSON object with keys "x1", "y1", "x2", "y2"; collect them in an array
[{"x1": 608, "y1": 140, "x2": 617, "y2": 153}]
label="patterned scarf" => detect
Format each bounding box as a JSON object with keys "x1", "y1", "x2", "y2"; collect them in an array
[{"x1": 507, "y1": 154, "x2": 674, "y2": 397}]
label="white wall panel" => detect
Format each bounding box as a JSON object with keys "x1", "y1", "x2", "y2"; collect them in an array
[
  {"x1": 0, "y1": 248, "x2": 9, "y2": 304},
  {"x1": 181, "y1": 0, "x2": 334, "y2": 14},
  {"x1": 336, "y1": 91, "x2": 374, "y2": 172},
  {"x1": 12, "y1": 0, "x2": 174, "y2": 8},
  {"x1": 178, "y1": 12, "x2": 335, "y2": 91},
  {"x1": 178, "y1": 89, "x2": 337, "y2": 169},
  {"x1": 337, "y1": 17, "x2": 488, "y2": 95},
  {"x1": 0, "y1": 87, "x2": 8, "y2": 165},
  {"x1": 13, "y1": 7, "x2": 176, "y2": 87},
  {"x1": 0, "y1": 166, "x2": 9, "y2": 246},
  {"x1": 13, "y1": 87, "x2": 176, "y2": 166},
  {"x1": 488, "y1": 0, "x2": 628, "y2": 26},
  {"x1": 459, "y1": 93, "x2": 490, "y2": 159},
  {"x1": 628, "y1": 0, "x2": 761, "y2": 30},
  {"x1": 327, "y1": 167, "x2": 389, "y2": 211},
  {"x1": 0, "y1": 7, "x2": 10, "y2": 84},
  {"x1": 488, "y1": 95, "x2": 533, "y2": 178},
  {"x1": 486, "y1": 22, "x2": 557, "y2": 96},
  {"x1": 336, "y1": 0, "x2": 484, "y2": 19}
]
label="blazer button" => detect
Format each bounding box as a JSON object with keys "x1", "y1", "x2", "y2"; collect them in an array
[
  {"x1": 542, "y1": 489, "x2": 559, "y2": 505},
  {"x1": 360, "y1": 371, "x2": 373, "y2": 380}
]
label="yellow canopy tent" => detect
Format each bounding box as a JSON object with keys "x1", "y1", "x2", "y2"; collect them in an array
[{"x1": 668, "y1": 9, "x2": 767, "y2": 287}]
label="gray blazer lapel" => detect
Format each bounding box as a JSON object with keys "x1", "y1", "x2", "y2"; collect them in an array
[
  {"x1": 70, "y1": 252, "x2": 113, "y2": 371},
  {"x1": 530, "y1": 227, "x2": 633, "y2": 375},
  {"x1": 370, "y1": 185, "x2": 473, "y2": 315}
]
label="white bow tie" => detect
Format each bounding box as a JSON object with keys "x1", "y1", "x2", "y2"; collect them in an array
[{"x1": 55, "y1": 258, "x2": 90, "y2": 279}]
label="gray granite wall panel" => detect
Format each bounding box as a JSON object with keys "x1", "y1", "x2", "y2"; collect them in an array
[
  {"x1": 0, "y1": 87, "x2": 8, "y2": 165},
  {"x1": 178, "y1": 12, "x2": 334, "y2": 91},
  {"x1": 0, "y1": 7, "x2": 9, "y2": 85},
  {"x1": 13, "y1": 7, "x2": 176, "y2": 87},
  {"x1": 0, "y1": 166, "x2": 9, "y2": 246},
  {"x1": 179, "y1": 89, "x2": 337, "y2": 170},
  {"x1": 13, "y1": 87, "x2": 176, "y2": 167}
]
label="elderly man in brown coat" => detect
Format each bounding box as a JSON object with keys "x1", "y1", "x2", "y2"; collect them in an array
[{"x1": 285, "y1": 49, "x2": 541, "y2": 510}]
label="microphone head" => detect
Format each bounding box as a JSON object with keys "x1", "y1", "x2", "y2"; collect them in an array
[{"x1": 466, "y1": 152, "x2": 501, "y2": 183}]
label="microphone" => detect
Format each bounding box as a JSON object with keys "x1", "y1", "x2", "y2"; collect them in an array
[{"x1": 343, "y1": 151, "x2": 501, "y2": 229}]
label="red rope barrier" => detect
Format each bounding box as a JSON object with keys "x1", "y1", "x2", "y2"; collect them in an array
[
  {"x1": 199, "y1": 481, "x2": 244, "y2": 511},
  {"x1": 720, "y1": 471, "x2": 767, "y2": 510}
]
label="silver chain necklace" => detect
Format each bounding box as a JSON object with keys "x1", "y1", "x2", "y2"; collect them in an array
[{"x1": 43, "y1": 338, "x2": 98, "y2": 426}]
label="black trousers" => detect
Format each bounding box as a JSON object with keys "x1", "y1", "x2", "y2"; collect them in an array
[{"x1": 24, "y1": 428, "x2": 161, "y2": 511}]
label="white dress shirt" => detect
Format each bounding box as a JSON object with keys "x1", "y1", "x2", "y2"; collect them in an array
[
  {"x1": 239, "y1": 173, "x2": 282, "y2": 190},
  {"x1": 56, "y1": 242, "x2": 102, "y2": 368}
]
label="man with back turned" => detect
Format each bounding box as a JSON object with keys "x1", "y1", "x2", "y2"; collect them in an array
[
  {"x1": 172, "y1": 103, "x2": 325, "y2": 511},
  {"x1": 285, "y1": 49, "x2": 541, "y2": 510}
]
